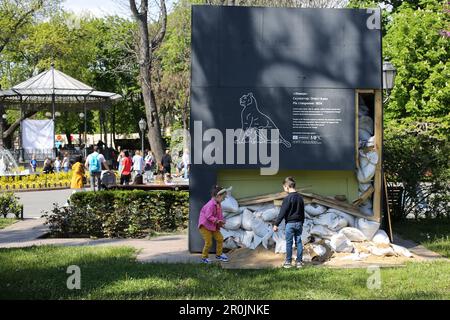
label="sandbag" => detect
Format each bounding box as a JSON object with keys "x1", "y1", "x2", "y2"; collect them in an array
[
  {"x1": 330, "y1": 233, "x2": 354, "y2": 253},
  {"x1": 365, "y1": 150, "x2": 379, "y2": 165},
  {"x1": 262, "y1": 207, "x2": 280, "y2": 222},
  {"x1": 252, "y1": 218, "x2": 272, "y2": 238},
  {"x1": 314, "y1": 211, "x2": 348, "y2": 232},
  {"x1": 221, "y1": 187, "x2": 239, "y2": 213},
  {"x1": 372, "y1": 230, "x2": 390, "y2": 245},
  {"x1": 224, "y1": 214, "x2": 242, "y2": 230},
  {"x1": 311, "y1": 244, "x2": 327, "y2": 257},
  {"x1": 242, "y1": 209, "x2": 254, "y2": 231},
  {"x1": 359, "y1": 205, "x2": 373, "y2": 216},
  {"x1": 223, "y1": 210, "x2": 241, "y2": 218},
  {"x1": 305, "y1": 204, "x2": 327, "y2": 216},
  {"x1": 339, "y1": 227, "x2": 367, "y2": 242},
  {"x1": 358, "y1": 100, "x2": 369, "y2": 115},
  {"x1": 391, "y1": 244, "x2": 414, "y2": 258},
  {"x1": 223, "y1": 237, "x2": 239, "y2": 249},
  {"x1": 359, "y1": 115, "x2": 374, "y2": 135},
  {"x1": 242, "y1": 231, "x2": 254, "y2": 248},
  {"x1": 272, "y1": 230, "x2": 287, "y2": 254},
  {"x1": 246, "y1": 203, "x2": 275, "y2": 212},
  {"x1": 261, "y1": 231, "x2": 274, "y2": 249},
  {"x1": 356, "y1": 218, "x2": 380, "y2": 240},
  {"x1": 369, "y1": 245, "x2": 395, "y2": 257},
  {"x1": 248, "y1": 234, "x2": 263, "y2": 250},
  {"x1": 301, "y1": 224, "x2": 312, "y2": 244},
  {"x1": 359, "y1": 128, "x2": 372, "y2": 141},
  {"x1": 359, "y1": 183, "x2": 373, "y2": 192},
  {"x1": 357, "y1": 163, "x2": 376, "y2": 183},
  {"x1": 310, "y1": 225, "x2": 335, "y2": 239},
  {"x1": 327, "y1": 209, "x2": 355, "y2": 228}
]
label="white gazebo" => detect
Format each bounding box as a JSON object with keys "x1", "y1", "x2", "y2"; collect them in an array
[{"x1": 0, "y1": 64, "x2": 121, "y2": 160}]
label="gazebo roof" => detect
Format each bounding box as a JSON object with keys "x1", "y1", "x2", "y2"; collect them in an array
[{"x1": 0, "y1": 65, "x2": 121, "y2": 108}]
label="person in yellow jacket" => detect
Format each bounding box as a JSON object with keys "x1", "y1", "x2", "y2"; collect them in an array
[{"x1": 71, "y1": 155, "x2": 85, "y2": 190}]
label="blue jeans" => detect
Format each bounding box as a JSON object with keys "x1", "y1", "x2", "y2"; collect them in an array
[{"x1": 285, "y1": 222, "x2": 303, "y2": 263}]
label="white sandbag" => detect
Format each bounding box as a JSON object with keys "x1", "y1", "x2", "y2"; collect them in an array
[
  {"x1": 262, "y1": 207, "x2": 280, "y2": 222},
  {"x1": 224, "y1": 214, "x2": 242, "y2": 230},
  {"x1": 223, "y1": 210, "x2": 241, "y2": 218},
  {"x1": 359, "y1": 183, "x2": 373, "y2": 192},
  {"x1": 357, "y1": 163, "x2": 376, "y2": 183},
  {"x1": 251, "y1": 217, "x2": 272, "y2": 238},
  {"x1": 311, "y1": 244, "x2": 327, "y2": 257},
  {"x1": 301, "y1": 224, "x2": 312, "y2": 244},
  {"x1": 339, "y1": 227, "x2": 367, "y2": 242},
  {"x1": 365, "y1": 150, "x2": 379, "y2": 165},
  {"x1": 220, "y1": 228, "x2": 244, "y2": 240},
  {"x1": 359, "y1": 204, "x2": 374, "y2": 216},
  {"x1": 230, "y1": 229, "x2": 246, "y2": 244},
  {"x1": 272, "y1": 230, "x2": 288, "y2": 254},
  {"x1": 305, "y1": 204, "x2": 327, "y2": 216},
  {"x1": 391, "y1": 244, "x2": 414, "y2": 258},
  {"x1": 358, "y1": 100, "x2": 369, "y2": 115},
  {"x1": 241, "y1": 209, "x2": 254, "y2": 231},
  {"x1": 261, "y1": 231, "x2": 274, "y2": 249},
  {"x1": 246, "y1": 203, "x2": 275, "y2": 212},
  {"x1": 366, "y1": 136, "x2": 375, "y2": 147},
  {"x1": 359, "y1": 115, "x2": 374, "y2": 135},
  {"x1": 369, "y1": 245, "x2": 395, "y2": 257},
  {"x1": 372, "y1": 230, "x2": 390, "y2": 245},
  {"x1": 242, "y1": 231, "x2": 254, "y2": 248},
  {"x1": 220, "y1": 228, "x2": 233, "y2": 239},
  {"x1": 314, "y1": 211, "x2": 348, "y2": 232},
  {"x1": 223, "y1": 237, "x2": 239, "y2": 249},
  {"x1": 359, "y1": 128, "x2": 372, "y2": 141},
  {"x1": 356, "y1": 218, "x2": 380, "y2": 240},
  {"x1": 248, "y1": 234, "x2": 263, "y2": 250},
  {"x1": 221, "y1": 187, "x2": 239, "y2": 213},
  {"x1": 330, "y1": 233, "x2": 354, "y2": 253},
  {"x1": 310, "y1": 224, "x2": 335, "y2": 239},
  {"x1": 327, "y1": 209, "x2": 356, "y2": 228}
]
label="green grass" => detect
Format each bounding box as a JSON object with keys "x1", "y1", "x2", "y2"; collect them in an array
[
  {"x1": 0, "y1": 246, "x2": 449, "y2": 300},
  {"x1": 0, "y1": 218, "x2": 18, "y2": 230},
  {"x1": 393, "y1": 219, "x2": 450, "y2": 258}
]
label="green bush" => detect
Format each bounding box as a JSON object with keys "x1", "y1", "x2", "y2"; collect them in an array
[
  {"x1": 0, "y1": 192, "x2": 23, "y2": 219},
  {"x1": 43, "y1": 190, "x2": 189, "y2": 238}
]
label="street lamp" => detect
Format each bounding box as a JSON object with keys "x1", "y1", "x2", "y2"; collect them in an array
[
  {"x1": 54, "y1": 111, "x2": 61, "y2": 117},
  {"x1": 383, "y1": 61, "x2": 397, "y2": 103},
  {"x1": 2, "y1": 114, "x2": 7, "y2": 119},
  {"x1": 138, "y1": 118, "x2": 147, "y2": 155}
]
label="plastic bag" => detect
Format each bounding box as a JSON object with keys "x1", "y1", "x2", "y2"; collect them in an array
[
  {"x1": 251, "y1": 217, "x2": 272, "y2": 238},
  {"x1": 372, "y1": 230, "x2": 390, "y2": 245},
  {"x1": 330, "y1": 233, "x2": 354, "y2": 253},
  {"x1": 221, "y1": 187, "x2": 239, "y2": 213},
  {"x1": 310, "y1": 224, "x2": 335, "y2": 239},
  {"x1": 223, "y1": 214, "x2": 242, "y2": 230},
  {"x1": 359, "y1": 115, "x2": 374, "y2": 135},
  {"x1": 305, "y1": 204, "x2": 327, "y2": 216},
  {"x1": 272, "y1": 230, "x2": 287, "y2": 254},
  {"x1": 391, "y1": 244, "x2": 413, "y2": 258},
  {"x1": 327, "y1": 209, "x2": 355, "y2": 228},
  {"x1": 241, "y1": 231, "x2": 254, "y2": 248},
  {"x1": 339, "y1": 227, "x2": 366, "y2": 242},
  {"x1": 241, "y1": 209, "x2": 254, "y2": 231},
  {"x1": 262, "y1": 207, "x2": 280, "y2": 222},
  {"x1": 314, "y1": 211, "x2": 348, "y2": 232},
  {"x1": 356, "y1": 218, "x2": 380, "y2": 241},
  {"x1": 248, "y1": 234, "x2": 263, "y2": 250},
  {"x1": 369, "y1": 245, "x2": 395, "y2": 257}
]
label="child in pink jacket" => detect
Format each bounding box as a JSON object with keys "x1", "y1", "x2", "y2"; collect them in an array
[{"x1": 198, "y1": 185, "x2": 229, "y2": 263}]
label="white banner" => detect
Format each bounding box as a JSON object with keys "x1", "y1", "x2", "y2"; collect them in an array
[{"x1": 21, "y1": 119, "x2": 54, "y2": 150}]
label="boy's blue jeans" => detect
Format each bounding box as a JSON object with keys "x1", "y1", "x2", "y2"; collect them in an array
[{"x1": 285, "y1": 222, "x2": 303, "y2": 263}]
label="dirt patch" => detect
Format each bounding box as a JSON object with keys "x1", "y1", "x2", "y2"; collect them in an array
[{"x1": 224, "y1": 244, "x2": 423, "y2": 269}]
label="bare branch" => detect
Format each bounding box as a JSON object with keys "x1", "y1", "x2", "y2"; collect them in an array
[{"x1": 151, "y1": 0, "x2": 167, "y2": 51}]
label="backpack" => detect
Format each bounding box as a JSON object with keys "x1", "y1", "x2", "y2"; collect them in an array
[{"x1": 89, "y1": 153, "x2": 101, "y2": 173}]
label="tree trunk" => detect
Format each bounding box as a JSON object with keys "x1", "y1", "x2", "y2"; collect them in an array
[{"x1": 130, "y1": 0, "x2": 167, "y2": 164}]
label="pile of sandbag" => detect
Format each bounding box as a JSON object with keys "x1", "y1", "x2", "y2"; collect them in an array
[{"x1": 219, "y1": 188, "x2": 413, "y2": 260}]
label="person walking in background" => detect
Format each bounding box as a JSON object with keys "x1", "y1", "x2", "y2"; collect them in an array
[
  {"x1": 30, "y1": 155, "x2": 37, "y2": 173},
  {"x1": 54, "y1": 156, "x2": 61, "y2": 173},
  {"x1": 43, "y1": 157, "x2": 54, "y2": 174},
  {"x1": 70, "y1": 155, "x2": 85, "y2": 192},
  {"x1": 116, "y1": 146, "x2": 123, "y2": 171},
  {"x1": 144, "y1": 150, "x2": 155, "y2": 172},
  {"x1": 85, "y1": 146, "x2": 109, "y2": 191},
  {"x1": 161, "y1": 149, "x2": 172, "y2": 174},
  {"x1": 273, "y1": 176, "x2": 305, "y2": 269},
  {"x1": 119, "y1": 150, "x2": 132, "y2": 185},
  {"x1": 62, "y1": 152, "x2": 70, "y2": 172},
  {"x1": 182, "y1": 148, "x2": 190, "y2": 179},
  {"x1": 132, "y1": 150, "x2": 145, "y2": 178}
]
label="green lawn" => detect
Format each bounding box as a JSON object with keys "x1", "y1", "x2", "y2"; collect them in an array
[
  {"x1": 393, "y1": 219, "x2": 450, "y2": 258},
  {"x1": 0, "y1": 218, "x2": 18, "y2": 230},
  {"x1": 0, "y1": 246, "x2": 448, "y2": 300}
]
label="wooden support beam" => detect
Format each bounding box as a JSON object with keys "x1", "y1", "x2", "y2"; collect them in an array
[
  {"x1": 373, "y1": 89, "x2": 383, "y2": 223},
  {"x1": 352, "y1": 185, "x2": 375, "y2": 206}
]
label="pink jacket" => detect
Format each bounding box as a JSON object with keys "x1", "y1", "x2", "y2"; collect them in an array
[{"x1": 198, "y1": 198, "x2": 224, "y2": 232}]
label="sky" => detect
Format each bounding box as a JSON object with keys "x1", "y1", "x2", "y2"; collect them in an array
[{"x1": 62, "y1": 0, "x2": 175, "y2": 18}]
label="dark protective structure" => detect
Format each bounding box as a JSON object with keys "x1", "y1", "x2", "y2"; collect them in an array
[{"x1": 189, "y1": 6, "x2": 382, "y2": 252}]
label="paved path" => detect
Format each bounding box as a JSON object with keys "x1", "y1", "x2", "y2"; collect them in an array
[
  {"x1": 0, "y1": 218, "x2": 48, "y2": 243},
  {"x1": 16, "y1": 189, "x2": 73, "y2": 218},
  {"x1": 393, "y1": 233, "x2": 444, "y2": 260}
]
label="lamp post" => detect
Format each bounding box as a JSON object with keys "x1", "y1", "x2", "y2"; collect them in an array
[
  {"x1": 138, "y1": 118, "x2": 147, "y2": 156},
  {"x1": 79, "y1": 112, "x2": 86, "y2": 158},
  {"x1": 383, "y1": 61, "x2": 397, "y2": 103}
]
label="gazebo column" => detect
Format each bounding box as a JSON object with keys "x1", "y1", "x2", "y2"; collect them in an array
[{"x1": 19, "y1": 98, "x2": 24, "y2": 162}]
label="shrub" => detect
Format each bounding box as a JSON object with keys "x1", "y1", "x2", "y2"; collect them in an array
[
  {"x1": 0, "y1": 192, "x2": 23, "y2": 218},
  {"x1": 43, "y1": 190, "x2": 189, "y2": 238}
]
